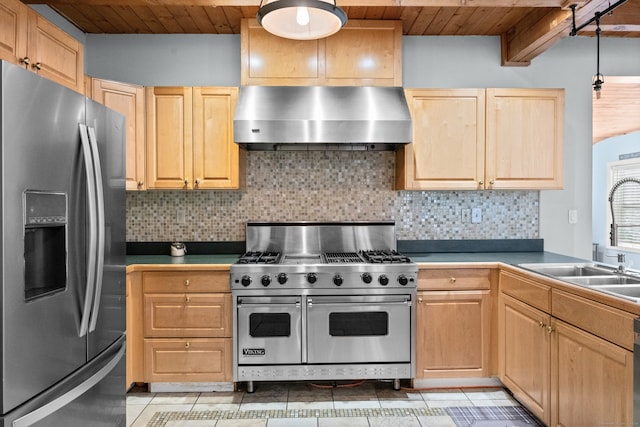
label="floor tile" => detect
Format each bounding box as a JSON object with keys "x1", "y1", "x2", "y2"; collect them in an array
[
  {"x1": 379, "y1": 400, "x2": 427, "y2": 409},
  {"x1": 196, "y1": 392, "x2": 243, "y2": 404},
  {"x1": 129, "y1": 404, "x2": 195, "y2": 427},
  {"x1": 368, "y1": 416, "x2": 422, "y2": 427},
  {"x1": 333, "y1": 400, "x2": 381, "y2": 409},
  {"x1": 216, "y1": 419, "x2": 267, "y2": 427},
  {"x1": 126, "y1": 405, "x2": 146, "y2": 426},
  {"x1": 191, "y1": 403, "x2": 241, "y2": 411},
  {"x1": 463, "y1": 389, "x2": 512, "y2": 400},
  {"x1": 240, "y1": 402, "x2": 288, "y2": 411},
  {"x1": 127, "y1": 393, "x2": 156, "y2": 405},
  {"x1": 266, "y1": 417, "x2": 318, "y2": 426},
  {"x1": 149, "y1": 393, "x2": 200, "y2": 405},
  {"x1": 426, "y1": 400, "x2": 474, "y2": 409},
  {"x1": 469, "y1": 398, "x2": 519, "y2": 407},
  {"x1": 416, "y1": 415, "x2": 458, "y2": 427},
  {"x1": 318, "y1": 417, "x2": 370, "y2": 427},
  {"x1": 164, "y1": 421, "x2": 215, "y2": 427},
  {"x1": 287, "y1": 401, "x2": 335, "y2": 410},
  {"x1": 420, "y1": 390, "x2": 467, "y2": 401}
]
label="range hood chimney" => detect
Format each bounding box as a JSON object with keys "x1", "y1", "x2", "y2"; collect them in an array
[{"x1": 233, "y1": 86, "x2": 412, "y2": 151}]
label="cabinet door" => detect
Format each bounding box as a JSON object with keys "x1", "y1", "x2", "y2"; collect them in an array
[
  {"x1": 498, "y1": 293, "x2": 551, "y2": 425},
  {"x1": 144, "y1": 338, "x2": 232, "y2": 382},
  {"x1": 146, "y1": 87, "x2": 193, "y2": 189},
  {"x1": 126, "y1": 272, "x2": 144, "y2": 388},
  {"x1": 192, "y1": 87, "x2": 241, "y2": 189},
  {"x1": 397, "y1": 89, "x2": 486, "y2": 190},
  {"x1": 92, "y1": 78, "x2": 146, "y2": 191},
  {"x1": 486, "y1": 88, "x2": 564, "y2": 189},
  {"x1": 0, "y1": 0, "x2": 27, "y2": 64},
  {"x1": 551, "y1": 319, "x2": 633, "y2": 427},
  {"x1": 26, "y1": 10, "x2": 83, "y2": 93},
  {"x1": 416, "y1": 290, "x2": 491, "y2": 378}
]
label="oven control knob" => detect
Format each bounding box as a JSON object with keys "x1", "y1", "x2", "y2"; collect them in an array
[
  {"x1": 277, "y1": 273, "x2": 288, "y2": 285},
  {"x1": 378, "y1": 274, "x2": 389, "y2": 286},
  {"x1": 307, "y1": 273, "x2": 317, "y2": 284},
  {"x1": 333, "y1": 274, "x2": 343, "y2": 286},
  {"x1": 361, "y1": 272, "x2": 372, "y2": 284},
  {"x1": 261, "y1": 275, "x2": 271, "y2": 287},
  {"x1": 241, "y1": 275, "x2": 252, "y2": 287},
  {"x1": 398, "y1": 274, "x2": 409, "y2": 286}
]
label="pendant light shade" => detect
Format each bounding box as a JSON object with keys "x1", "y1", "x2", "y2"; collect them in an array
[{"x1": 257, "y1": 0, "x2": 347, "y2": 40}]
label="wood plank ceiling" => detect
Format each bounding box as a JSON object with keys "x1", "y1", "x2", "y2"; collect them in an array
[{"x1": 21, "y1": 0, "x2": 640, "y2": 65}]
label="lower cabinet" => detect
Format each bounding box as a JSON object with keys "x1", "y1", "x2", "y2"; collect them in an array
[
  {"x1": 499, "y1": 270, "x2": 635, "y2": 427},
  {"x1": 129, "y1": 269, "x2": 233, "y2": 384},
  {"x1": 416, "y1": 268, "x2": 493, "y2": 379}
]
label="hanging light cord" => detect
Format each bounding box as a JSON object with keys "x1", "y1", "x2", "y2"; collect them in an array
[{"x1": 593, "y1": 13, "x2": 604, "y2": 94}]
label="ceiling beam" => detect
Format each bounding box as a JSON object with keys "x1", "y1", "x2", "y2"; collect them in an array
[{"x1": 500, "y1": 0, "x2": 622, "y2": 66}]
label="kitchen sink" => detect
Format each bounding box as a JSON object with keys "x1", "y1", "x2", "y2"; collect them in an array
[
  {"x1": 588, "y1": 285, "x2": 640, "y2": 300},
  {"x1": 518, "y1": 263, "x2": 616, "y2": 277},
  {"x1": 559, "y1": 275, "x2": 640, "y2": 286}
]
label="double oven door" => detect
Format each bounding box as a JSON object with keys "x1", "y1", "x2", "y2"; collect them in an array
[{"x1": 236, "y1": 294, "x2": 412, "y2": 366}]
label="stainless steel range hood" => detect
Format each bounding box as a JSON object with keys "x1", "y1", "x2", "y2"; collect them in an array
[{"x1": 233, "y1": 86, "x2": 412, "y2": 151}]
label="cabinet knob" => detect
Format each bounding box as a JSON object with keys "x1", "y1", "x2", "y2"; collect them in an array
[
  {"x1": 478, "y1": 180, "x2": 484, "y2": 186},
  {"x1": 489, "y1": 179, "x2": 495, "y2": 185},
  {"x1": 418, "y1": 297, "x2": 423, "y2": 304},
  {"x1": 137, "y1": 180, "x2": 144, "y2": 188},
  {"x1": 185, "y1": 342, "x2": 190, "y2": 349},
  {"x1": 547, "y1": 325, "x2": 555, "y2": 335},
  {"x1": 195, "y1": 178, "x2": 201, "y2": 188},
  {"x1": 538, "y1": 321, "x2": 545, "y2": 328},
  {"x1": 183, "y1": 178, "x2": 189, "y2": 187},
  {"x1": 19, "y1": 57, "x2": 30, "y2": 66},
  {"x1": 185, "y1": 296, "x2": 191, "y2": 303},
  {"x1": 184, "y1": 279, "x2": 190, "y2": 287},
  {"x1": 450, "y1": 277, "x2": 456, "y2": 284},
  {"x1": 31, "y1": 62, "x2": 42, "y2": 71}
]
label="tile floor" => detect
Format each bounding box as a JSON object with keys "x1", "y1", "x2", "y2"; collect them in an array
[{"x1": 126, "y1": 381, "x2": 543, "y2": 427}]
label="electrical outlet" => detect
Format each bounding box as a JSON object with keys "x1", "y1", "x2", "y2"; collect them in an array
[
  {"x1": 471, "y1": 207, "x2": 482, "y2": 224},
  {"x1": 462, "y1": 209, "x2": 471, "y2": 222},
  {"x1": 568, "y1": 209, "x2": 578, "y2": 224},
  {"x1": 177, "y1": 207, "x2": 186, "y2": 224}
]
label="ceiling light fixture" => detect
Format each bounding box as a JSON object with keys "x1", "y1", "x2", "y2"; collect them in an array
[
  {"x1": 592, "y1": 13, "x2": 604, "y2": 99},
  {"x1": 256, "y1": 0, "x2": 348, "y2": 40}
]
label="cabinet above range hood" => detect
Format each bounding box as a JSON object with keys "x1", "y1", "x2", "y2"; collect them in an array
[{"x1": 233, "y1": 86, "x2": 412, "y2": 151}]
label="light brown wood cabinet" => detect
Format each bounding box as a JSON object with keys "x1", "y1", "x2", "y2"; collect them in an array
[
  {"x1": 0, "y1": 0, "x2": 83, "y2": 93},
  {"x1": 126, "y1": 271, "x2": 144, "y2": 389},
  {"x1": 91, "y1": 78, "x2": 146, "y2": 191},
  {"x1": 498, "y1": 269, "x2": 634, "y2": 427},
  {"x1": 397, "y1": 88, "x2": 564, "y2": 190},
  {"x1": 145, "y1": 86, "x2": 243, "y2": 190},
  {"x1": 416, "y1": 268, "x2": 493, "y2": 379},
  {"x1": 141, "y1": 270, "x2": 233, "y2": 383},
  {"x1": 241, "y1": 19, "x2": 402, "y2": 86}
]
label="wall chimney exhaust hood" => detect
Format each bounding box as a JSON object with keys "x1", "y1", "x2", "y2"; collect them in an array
[{"x1": 233, "y1": 86, "x2": 412, "y2": 151}]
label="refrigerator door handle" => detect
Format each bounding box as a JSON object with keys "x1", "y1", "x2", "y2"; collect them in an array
[
  {"x1": 11, "y1": 340, "x2": 125, "y2": 427},
  {"x1": 78, "y1": 124, "x2": 98, "y2": 337},
  {"x1": 87, "y1": 126, "x2": 105, "y2": 333}
]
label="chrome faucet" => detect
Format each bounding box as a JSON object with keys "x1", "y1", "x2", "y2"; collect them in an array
[
  {"x1": 616, "y1": 253, "x2": 626, "y2": 273},
  {"x1": 608, "y1": 177, "x2": 640, "y2": 247}
]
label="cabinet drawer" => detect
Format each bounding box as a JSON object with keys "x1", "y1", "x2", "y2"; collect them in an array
[
  {"x1": 144, "y1": 293, "x2": 231, "y2": 337},
  {"x1": 500, "y1": 271, "x2": 550, "y2": 313},
  {"x1": 144, "y1": 338, "x2": 232, "y2": 382},
  {"x1": 419, "y1": 268, "x2": 491, "y2": 290},
  {"x1": 143, "y1": 271, "x2": 229, "y2": 293},
  {"x1": 552, "y1": 289, "x2": 636, "y2": 351}
]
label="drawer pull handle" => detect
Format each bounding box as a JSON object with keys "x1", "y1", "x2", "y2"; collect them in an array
[
  {"x1": 185, "y1": 342, "x2": 190, "y2": 349},
  {"x1": 450, "y1": 277, "x2": 456, "y2": 284},
  {"x1": 184, "y1": 279, "x2": 190, "y2": 287},
  {"x1": 185, "y1": 296, "x2": 190, "y2": 303}
]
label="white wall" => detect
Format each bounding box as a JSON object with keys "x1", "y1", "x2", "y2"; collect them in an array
[{"x1": 80, "y1": 32, "x2": 640, "y2": 258}]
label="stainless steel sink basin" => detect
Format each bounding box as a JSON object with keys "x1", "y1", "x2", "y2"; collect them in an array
[
  {"x1": 560, "y1": 275, "x2": 640, "y2": 286},
  {"x1": 588, "y1": 285, "x2": 640, "y2": 300},
  {"x1": 518, "y1": 263, "x2": 616, "y2": 277}
]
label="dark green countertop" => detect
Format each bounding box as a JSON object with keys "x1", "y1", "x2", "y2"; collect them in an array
[{"x1": 127, "y1": 251, "x2": 586, "y2": 267}]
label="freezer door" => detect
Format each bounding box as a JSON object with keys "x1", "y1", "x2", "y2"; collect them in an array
[
  {"x1": 85, "y1": 99, "x2": 126, "y2": 361},
  {"x1": 0, "y1": 61, "x2": 88, "y2": 414},
  {"x1": 0, "y1": 335, "x2": 126, "y2": 427}
]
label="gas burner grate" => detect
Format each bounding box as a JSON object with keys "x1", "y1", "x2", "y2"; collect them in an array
[
  {"x1": 360, "y1": 250, "x2": 412, "y2": 264},
  {"x1": 324, "y1": 252, "x2": 363, "y2": 264},
  {"x1": 238, "y1": 251, "x2": 281, "y2": 264}
]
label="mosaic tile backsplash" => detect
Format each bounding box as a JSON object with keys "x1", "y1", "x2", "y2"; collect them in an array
[{"x1": 126, "y1": 151, "x2": 539, "y2": 242}]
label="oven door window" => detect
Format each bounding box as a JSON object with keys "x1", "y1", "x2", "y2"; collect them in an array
[
  {"x1": 329, "y1": 312, "x2": 388, "y2": 336},
  {"x1": 250, "y1": 313, "x2": 291, "y2": 337}
]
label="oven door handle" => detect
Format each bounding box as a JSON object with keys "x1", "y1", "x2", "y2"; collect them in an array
[{"x1": 307, "y1": 296, "x2": 411, "y2": 307}]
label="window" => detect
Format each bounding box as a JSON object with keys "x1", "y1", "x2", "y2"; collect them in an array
[{"x1": 608, "y1": 159, "x2": 640, "y2": 250}]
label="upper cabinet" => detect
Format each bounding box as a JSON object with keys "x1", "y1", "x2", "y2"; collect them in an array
[
  {"x1": 397, "y1": 88, "x2": 564, "y2": 191},
  {"x1": 91, "y1": 78, "x2": 146, "y2": 191},
  {"x1": 146, "y1": 86, "x2": 243, "y2": 190},
  {"x1": 0, "y1": 0, "x2": 84, "y2": 93},
  {"x1": 241, "y1": 19, "x2": 402, "y2": 86}
]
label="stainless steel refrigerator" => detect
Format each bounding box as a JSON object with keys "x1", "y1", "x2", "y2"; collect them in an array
[{"x1": 0, "y1": 60, "x2": 126, "y2": 426}]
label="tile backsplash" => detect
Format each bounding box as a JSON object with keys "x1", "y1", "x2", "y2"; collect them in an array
[{"x1": 126, "y1": 151, "x2": 539, "y2": 242}]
